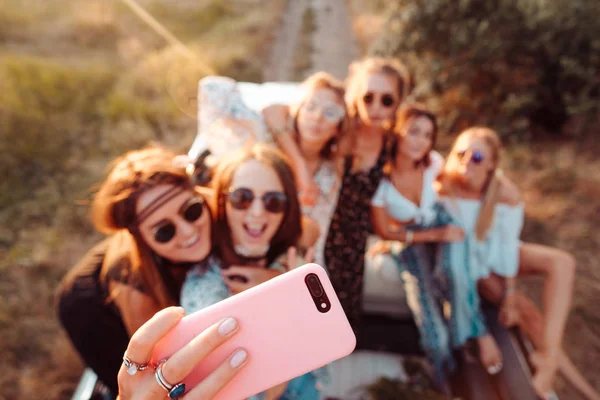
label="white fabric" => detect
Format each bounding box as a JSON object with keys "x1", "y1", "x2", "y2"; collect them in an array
[
  {"x1": 371, "y1": 151, "x2": 444, "y2": 225},
  {"x1": 189, "y1": 76, "x2": 271, "y2": 161},
  {"x1": 440, "y1": 197, "x2": 524, "y2": 278},
  {"x1": 236, "y1": 81, "x2": 304, "y2": 111}
]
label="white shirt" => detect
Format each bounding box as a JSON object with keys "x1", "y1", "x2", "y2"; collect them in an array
[
  {"x1": 371, "y1": 151, "x2": 444, "y2": 225},
  {"x1": 440, "y1": 197, "x2": 524, "y2": 278}
]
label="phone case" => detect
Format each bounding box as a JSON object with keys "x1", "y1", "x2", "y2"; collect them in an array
[{"x1": 151, "y1": 263, "x2": 356, "y2": 400}]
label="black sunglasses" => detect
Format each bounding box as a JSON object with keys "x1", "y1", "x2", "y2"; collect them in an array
[
  {"x1": 362, "y1": 92, "x2": 396, "y2": 108},
  {"x1": 153, "y1": 196, "x2": 205, "y2": 244},
  {"x1": 227, "y1": 187, "x2": 288, "y2": 214},
  {"x1": 457, "y1": 150, "x2": 485, "y2": 165}
]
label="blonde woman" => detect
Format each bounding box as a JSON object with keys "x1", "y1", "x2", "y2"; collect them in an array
[
  {"x1": 322, "y1": 58, "x2": 410, "y2": 329},
  {"x1": 262, "y1": 72, "x2": 349, "y2": 270},
  {"x1": 439, "y1": 127, "x2": 598, "y2": 400}
]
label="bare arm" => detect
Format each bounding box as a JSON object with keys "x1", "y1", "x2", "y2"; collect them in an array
[
  {"x1": 111, "y1": 282, "x2": 161, "y2": 336},
  {"x1": 298, "y1": 215, "x2": 320, "y2": 249},
  {"x1": 371, "y1": 206, "x2": 457, "y2": 243},
  {"x1": 262, "y1": 105, "x2": 317, "y2": 204},
  {"x1": 262, "y1": 105, "x2": 307, "y2": 173},
  {"x1": 275, "y1": 131, "x2": 308, "y2": 175}
]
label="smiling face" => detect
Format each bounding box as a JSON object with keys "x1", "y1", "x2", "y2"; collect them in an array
[
  {"x1": 225, "y1": 159, "x2": 286, "y2": 257},
  {"x1": 297, "y1": 87, "x2": 344, "y2": 150},
  {"x1": 397, "y1": 115, "x2": 435, "y2": 163},
  {"x1": 447, "y1": 135, "x2": 497, "y2": 192},
  {"x1": 356, "y1": 72, "x2": 400, "y2": 129},
  {"x1": 137, "y1": 185, "x2": 212, "y2": 262}
]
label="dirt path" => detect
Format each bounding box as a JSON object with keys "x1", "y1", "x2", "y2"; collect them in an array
[{"x1": 263, "y1": 0, "x2": 359, "y2": 82}]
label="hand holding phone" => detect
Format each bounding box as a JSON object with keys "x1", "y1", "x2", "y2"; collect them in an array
[{"x1": 151, "y1": 263, "x2": 356, "y2": 400}]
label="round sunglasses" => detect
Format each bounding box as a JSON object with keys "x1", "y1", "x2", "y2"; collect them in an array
[
  {"x1": 303, "y1": 100, "x2": 345, "y2": 123},
  {"x1": 362, "y1": 92, "x2": 396, "y2": 108},
  {"x1": 227, "y1": 187, "x2": 288, "y2": 214},
  {"x1": 457, "y1": 150, "x2": 485, "y2": 164},
  {"x1": 152, "y1": 196, "x2": 205, "y2": 244}
]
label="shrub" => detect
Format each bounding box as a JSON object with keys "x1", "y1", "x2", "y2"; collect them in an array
[{"x1": 371, "y1": 0, "x2": 600, "y2": 139}]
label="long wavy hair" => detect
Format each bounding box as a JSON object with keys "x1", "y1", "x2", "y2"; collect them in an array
[
  {"x1": 92, "y1": 145, "x2": 212, "y2": 308},
  {"x1": 211, "y1": 144, "x2": 302, "y2": 267},
  {"x1": 441, "y1": 127, "x2": 503, "y2": 240},
  {"x1": 385, "y1": 103, "x2": 439, "y2": 175},
  {"x1": 289, "y1": 71, "x2": 351, "y2": 164}
]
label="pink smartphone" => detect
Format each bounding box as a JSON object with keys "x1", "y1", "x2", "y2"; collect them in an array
[{"x1": 151, "y1": 263, "x2": 356, "y2": 399}]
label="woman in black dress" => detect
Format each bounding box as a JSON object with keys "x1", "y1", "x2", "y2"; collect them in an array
[{"x1": 323, "y1": 57, "x2": 410, "y2": 329}]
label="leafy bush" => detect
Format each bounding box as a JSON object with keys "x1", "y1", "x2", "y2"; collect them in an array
[{"x1": 371, "y1": 0, "x2": 600, "y2": 139}]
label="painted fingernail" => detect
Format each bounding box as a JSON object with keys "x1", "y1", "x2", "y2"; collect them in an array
[
  {"x1": 218, "y1": 318, "x2": 238, "y2": 336},
  {"x1": 230, "y1": 349, "x2": 247, "y2": 368},
  {"x1": 174, "y1": 306, "x2": 185, "y2": 316}
]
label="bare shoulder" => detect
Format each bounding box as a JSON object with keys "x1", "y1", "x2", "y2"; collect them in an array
[{"x1": 498, "y1": 175, "x2": 522, "y2": 206}]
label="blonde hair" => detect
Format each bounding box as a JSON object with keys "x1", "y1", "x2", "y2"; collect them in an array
[
  {"x1": 344, "y1": 57, "x2": 411, "y2": 122},
  {"x1": 289, "y1": 71, "x2": 350, "y2": 162},
  {"x1": 444, "y1": 127, "x2": 503, "y2": 240}
]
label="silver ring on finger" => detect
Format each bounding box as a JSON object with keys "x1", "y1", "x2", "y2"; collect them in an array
[
  {"x1": 155, "y1": 359, "x2": 187, "y2": 399},
  {"x1": 122, "y1": 354, "x2": 149, "y2": 376}
]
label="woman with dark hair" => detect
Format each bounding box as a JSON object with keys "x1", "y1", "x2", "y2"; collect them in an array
[
  {"x1": 369, "y1": 105, "x2": 479, "y2": 392},
  {"x1": 57, "y1": 145, "x2": 214, "y2": 395},
  {"x1": 212, "y1": 144, "x2": 302, "y2": 267},
  {"x1": 181, "y1": 144, "x2": 325, "y2": 400}
]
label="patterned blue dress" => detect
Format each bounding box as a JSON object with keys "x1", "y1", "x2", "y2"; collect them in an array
[
  {"x1": 387, "y1": 203, "x2": 488, "y2": 389},
  {"x1": 371, "y1": 163, "x2": 490, "y2": 389},
  {"x1": 382, "y1": 198, "x2": 524, "y2": 389}
]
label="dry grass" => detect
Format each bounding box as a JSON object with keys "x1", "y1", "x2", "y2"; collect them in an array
[
  {"x1": 497, "y1": 140, "x2": 600, "y2": 397},
  {"x1": 0, "y1": 0, "x2": 285, "y2": 398}
]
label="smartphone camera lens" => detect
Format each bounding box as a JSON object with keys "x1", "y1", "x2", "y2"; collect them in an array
[
  {"x1": 304, "y1": 273, "x2": 330, "y2": 313},
  {"x1": 306, "y1": 274, "x2": 324, "y2": 297}
]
